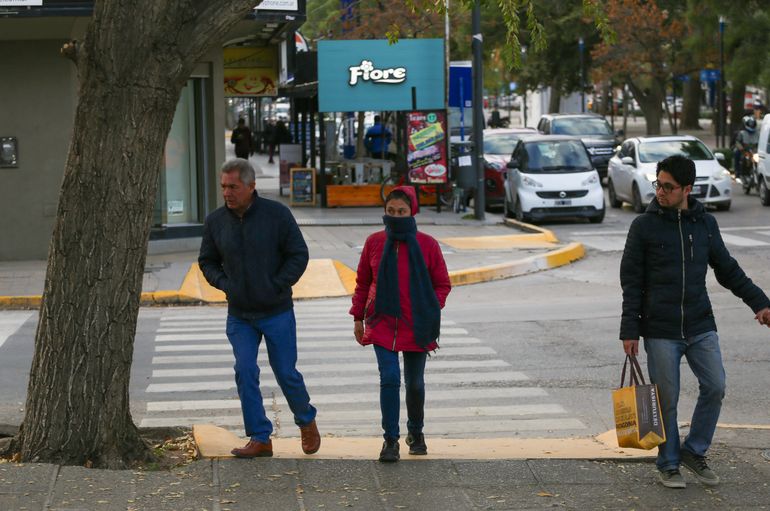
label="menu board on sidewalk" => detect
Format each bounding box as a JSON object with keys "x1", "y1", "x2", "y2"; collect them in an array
[
  {"x1": 290, "y1": 168, "x2": 316, "y2": 206},
  {"x1": 406, "y1": 110, "x2": 448, "y2": 184}
]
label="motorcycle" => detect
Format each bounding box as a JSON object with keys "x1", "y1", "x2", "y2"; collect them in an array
[{"x1": 739, "y1": 149, "x2": 759, "y2": 194}]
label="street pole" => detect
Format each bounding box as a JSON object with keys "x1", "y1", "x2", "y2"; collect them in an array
[
  {"x1": 472, "y1": 0, "x2": 485, "y2": 219},
  {"x1": 579, "y1": 37, "x2": 585, "y2": 113},
  {"x1": 718, "y1": 16, "x2": 726, "y2": 149},
  {"x1": 521, "y1": 46, "x2": 527, "y2": 127}
]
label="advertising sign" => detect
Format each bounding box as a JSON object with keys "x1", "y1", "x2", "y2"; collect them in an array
[
  {"x1": 0, "y1": 1, "x2": 42, "y2": 5},
  {"x1": 255, "y1": 0, "x2": 298, "y2": 11},
  {"x1": 406, "y1": 111, "x2": 448, "y2": 184},
  {"x1": 318, "y1": 39, "x2": 444, "y2": 112},
  {"x1": 223, "y1": 47, "x2": 278, "y2": 97}
]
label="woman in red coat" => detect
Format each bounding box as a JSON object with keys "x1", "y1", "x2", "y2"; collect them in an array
[{"x1": 349, "y1": 186, "x2": 451, "y2": 462}]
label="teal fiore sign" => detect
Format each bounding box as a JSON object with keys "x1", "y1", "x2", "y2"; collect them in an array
[{"x1": 318, "y1": 39, "x2": 445, "y2": 112}]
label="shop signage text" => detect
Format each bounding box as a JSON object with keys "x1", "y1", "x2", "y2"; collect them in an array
[{"x1": 348, "y1": 60, "x2": 406, "y2": 86}]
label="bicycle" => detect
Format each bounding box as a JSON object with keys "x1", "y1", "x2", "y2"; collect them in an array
[{"x1": 379, "y1": 172, "x2": 454, "y2": 207}]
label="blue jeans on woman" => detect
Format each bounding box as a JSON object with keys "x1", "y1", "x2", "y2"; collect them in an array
[
  {"x1": 644, "y1": 331, "x2": 726, "y2": 471},
  {"x1": 226, "y1": 309, "x2": 316, "y2": 443},
  {"x1": 373, "y1": 344, "x2": 428, "y2": 440}
]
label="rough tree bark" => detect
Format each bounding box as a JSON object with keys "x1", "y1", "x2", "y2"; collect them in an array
[
  {"x1": 680, "y1": 73, "x2": 702, "y2": 130},
  {"x1": 548, "y1": 83, "x2": 561, "y2": 113},
  {"x1": 627, "y1": 81, "x2": 664, "y2": 135},
  {"x1": 13, "y1": 0, "x2": 257, "y2": 469},
  {"x1": 729, "y1": 82, "x2": 747, "y2": 136}
]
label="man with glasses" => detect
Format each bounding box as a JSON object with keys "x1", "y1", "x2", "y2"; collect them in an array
[{"x1": 619, "y1": 155, "x2": 770, "y2": 489}]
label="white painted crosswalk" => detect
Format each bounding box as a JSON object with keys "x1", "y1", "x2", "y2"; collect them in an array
[
  {"x1": 575, "y1": 226, "x2": 770, "y2": 252},
  {"x1": 140, "y1": 299, "x2": 586, "y2": 438}
]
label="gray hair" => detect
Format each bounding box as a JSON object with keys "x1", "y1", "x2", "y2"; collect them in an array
[{"x1": 220, "y1": 158, "x2": 256, "y2": 186}]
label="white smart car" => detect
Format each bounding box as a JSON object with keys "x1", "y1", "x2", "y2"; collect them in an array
[
  {"x1": 504, "y1": 135, "x2": 605, "y2": 223},
  {"x1": 607, "y1": 135, "x2": 732, "y2": 212}
]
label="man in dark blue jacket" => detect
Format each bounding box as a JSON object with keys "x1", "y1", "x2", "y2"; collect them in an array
[
  {"x1": 620, "y1": 155, "x2": 770, "y2": 489},
  {"x1": 364, "y1": 115, "x2": 392, "y2": 158},
  {"x1": 198, "y1": 158, "x2": 320, "y2": 458}
]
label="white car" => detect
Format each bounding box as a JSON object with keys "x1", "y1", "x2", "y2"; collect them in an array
[
  {"x1": 757, "y1": 113, "x2": 770, "y2": 206},
  {"x1": 607, "y1": 135, "x2": 732, "y2": 212},
  {"x1": 504, "y1": 135, "x2": 605, "y2": 223}
]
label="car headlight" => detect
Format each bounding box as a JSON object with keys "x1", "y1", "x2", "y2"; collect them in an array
[
  {"x1": 712, "y1": 168, "x2": 731, "y2": 180},
  {"x1": 753, "y1": 153, "x2": 760, "y2": 163},
  {"x1": 585, "y1": 147, "x2": 596, "y2": 155},
  {"x1": 486, "y1": 161, "x2": 504, "y2": 171},
  {"x1": 521, "y1": 175, "x2": 543, "y2": 188},
  {"x1": 581, "y1": 174, "x2": 599, "y2": 186},
  {"x1": 645, "y1": 173, "x2": 656, "y2": 182}
]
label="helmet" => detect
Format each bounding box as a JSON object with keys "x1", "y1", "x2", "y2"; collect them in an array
[{"x1": 743, "y1": 116, "x2": 757, "y2": 132}]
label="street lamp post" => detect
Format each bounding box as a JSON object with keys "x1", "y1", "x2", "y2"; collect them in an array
[
  {"x1": 471, "y1": 0, "x2": 485, "y2": 219},
  {"x1": 521, "y1": 46, "x2": 527, "y2": 127},
  {"x1": 719, "y1": 16, "x2": 725, "y2": 148},
  {"x1": 579, "y1": 37, "x2": 585, "y2": 113}
]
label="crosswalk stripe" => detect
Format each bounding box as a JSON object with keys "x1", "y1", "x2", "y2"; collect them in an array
[
  {"x1": 145, "y1": 371, "x2": 528, "y2": 393},
  {"x1": 139, "y1": 417, "x2": 586, "y2": 432},
  {"x1": 154, "y1": 327, "x2": 469, "y2": 342},
  {"x1": 276, "y1": 404, "x2": 568, "y2": 421},
  {"x1": 157, "y1": 321, "x2": 458, "y2": 332},
  {"x1": 151, "y1": 337, "x2": 481, "y2": 349},
  {"x1": 151, "y1": 359, "x2": 511, "y2": 378},
  {"x1": 145, "y1": 388, "x2": 550, "y2": 411},
  {"x1": 153, "y1": 345, "x2": 498, "y2": 356},
  {"x1": 718, "y1": 233, "x2": 770, "y2": 247}
]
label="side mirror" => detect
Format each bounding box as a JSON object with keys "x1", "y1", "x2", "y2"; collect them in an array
[
  {"x1": 615, "y1": 129, "x2": 625, "y2": 138},
  {"x1": 715, "y1": 152, "x2": 725, "y2": 161},
  {"x1": 621, "y1": 156, "x2": 635, "y2": 166},
  {"x1": 506, "y1": 161, "x2": 518, "y2": 169}
]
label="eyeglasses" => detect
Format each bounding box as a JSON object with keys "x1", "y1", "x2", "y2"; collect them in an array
[{"x1": 652, "y1": 180, "x2": 682, "y2": 193}]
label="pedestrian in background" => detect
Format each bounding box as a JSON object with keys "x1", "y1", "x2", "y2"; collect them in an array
[
  {"x1": 350, "y1": 186, "x2": 451, "y2": 462},
  {"x1": 231, "y1": 118, "x2": 252, "y2": 159},
  {"x1": 269, "y1": 119, "x2": 292, "y2": 164},
  {"x1": 364, "y1": 115, "x2": 392, "y2": 159},
  {"x1": 198, "y1": 158, "x2": 321, "y2": 458},
  {"x1": 620, "y1": 155, "x2": 770, "y2": 489}
]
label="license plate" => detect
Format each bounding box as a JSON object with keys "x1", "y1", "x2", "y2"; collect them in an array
[
  {"x1": 554, "y1": 199, "x2": 572, "y2": 206},
  {"x1": 691, "y1": 185, "x2": 702, "y2": 195}
]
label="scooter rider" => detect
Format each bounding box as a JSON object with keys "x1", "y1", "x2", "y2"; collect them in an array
[{"x1": 734, "y1": 116, "x2": 759, "y2": 180}]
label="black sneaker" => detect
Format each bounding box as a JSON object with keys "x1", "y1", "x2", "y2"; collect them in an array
[
  {"x1": 406, "y1": 433, "x2": 427, "y2": 455},
  {"x1": 378, "y1": 438, "x2": 399, "y2": 462},
  {"x1": 681, "y1": 450, "x2": 720, "y2": 486},
  {"x1": 658, "y1": 468, "x2": 686, "y2": 489}
]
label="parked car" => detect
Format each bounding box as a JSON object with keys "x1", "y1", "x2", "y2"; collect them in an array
[
  {"x1": 482, "y1": 128, "x2": 537, "y2": 207},
  {"x1": 607, "y1": 135, "x2": 732, "y2": 212},
  {"x1": 504, "y1": 135, "x2": 605, "y2": 223},
  {"x1": 757, "y1": 113, "x2": 770, "y2": 206},
  {"x1": 536, "y1": 113, "x2": 623, "y2": 179}
]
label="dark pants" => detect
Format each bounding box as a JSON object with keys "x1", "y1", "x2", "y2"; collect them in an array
[{"x1": 373, "y1": 345, "x2": 428, "y2": 441}]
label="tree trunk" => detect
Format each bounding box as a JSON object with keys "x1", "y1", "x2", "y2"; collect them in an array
[
  {"x1": 13, "y1": 0, "x2": 257, "y2": 469},
  {"x1": 729, "y1": 82, "x2": 747, "y2": 136},
  {"x1": 628, "y1": 80, "x2": 664, "y2": 135},
  {"x1": 680, "y1": 73, "x2": 701, "y2": 130}
]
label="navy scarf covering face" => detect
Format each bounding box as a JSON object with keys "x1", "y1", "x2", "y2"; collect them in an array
[{"x1": 374, "y1": 215, "x2": 441, "y2": 349}]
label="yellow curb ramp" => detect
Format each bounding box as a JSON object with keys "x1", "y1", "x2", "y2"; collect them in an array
[
  {"x1": 193, "y1": 424, "x2": 653, "y2": 461},
  {"x1": 0, "y1": 295, "x2": 42, "y2": 310},
  {"x1": 449, "y1": 242, "x2": 585, "y2": 287}
]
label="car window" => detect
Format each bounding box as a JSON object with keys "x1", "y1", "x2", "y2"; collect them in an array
[
  {"x1": 619, "y1": 141, "x2": 632, "y2": 158},
  {"x1": 628, "y1": 144, "x2": 636, "y2": 160},
  {"x1": 551, "y1": 117, "x2": 613, "y2": 136},
  {"x1": 484, "y1": 135, "x2": 523, "y2": 154},
  {"x1": 522, "y1": 140, "x2": 592, "y2": 173},
  {"x1": 638, "y1": 140, "x2": 713, "y2": 163}
]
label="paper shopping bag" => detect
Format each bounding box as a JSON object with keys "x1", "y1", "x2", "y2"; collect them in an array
[{"x1": 612, "y1": 354, "x2": 666, "y2": 450}]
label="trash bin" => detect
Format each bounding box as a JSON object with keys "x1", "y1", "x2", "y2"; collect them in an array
[{"x1": 451, "y1": 141, "x2": 475, "y2": 207}]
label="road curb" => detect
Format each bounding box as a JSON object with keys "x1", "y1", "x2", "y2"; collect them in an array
[{"x1": 0, "y1": 224, "x2": 584, "y2": 309}]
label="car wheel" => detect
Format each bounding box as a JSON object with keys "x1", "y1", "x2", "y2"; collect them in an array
[
  {"x1": 715, "y1": 201, "x2": 731, "y2": 211},
  {"x1": 760, "y1": 177, "x2": 770, "y2": 206},
  {"x1": 632, "y1": 184, "x2": 644, "y2": 213},
  {"x1": 589, "y1": 206, "x2": 605, "y2": 224},
  {"x1": 514, "y1": 196, "x2": 529, "y2": 223},
  {"x1": 608, "y1": 179, "x2": 622, "y2": 208},
  {"x1": 503, "y1": 190, "x2": 514, "y2": 218}
]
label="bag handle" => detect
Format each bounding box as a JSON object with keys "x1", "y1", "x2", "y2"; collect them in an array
[{"x1": 620, "y1": 354, "x2": 647, "y2": 387}]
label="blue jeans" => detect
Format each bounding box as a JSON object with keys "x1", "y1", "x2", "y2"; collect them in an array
[
  {"x1": 226, "y1": 310, "x2": 316, "y2": 443},
  {"x1": 374, "y1": 345, "x2": 428, "y2": 441},
  {"x1": 644, "y1": 331, "x2": 726, "y2": 471}
]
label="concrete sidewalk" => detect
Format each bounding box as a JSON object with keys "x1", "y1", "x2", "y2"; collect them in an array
[{"x1": 1, "y1": 427, "x2": 769, "y2": 510}]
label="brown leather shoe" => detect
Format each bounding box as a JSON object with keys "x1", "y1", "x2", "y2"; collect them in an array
[
  {"x1": 299, "y1": 420, "x2": 320, "y2": 454},
  {"x1": 231, "y1": 439, "x2": 273, "y2": 458}
]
